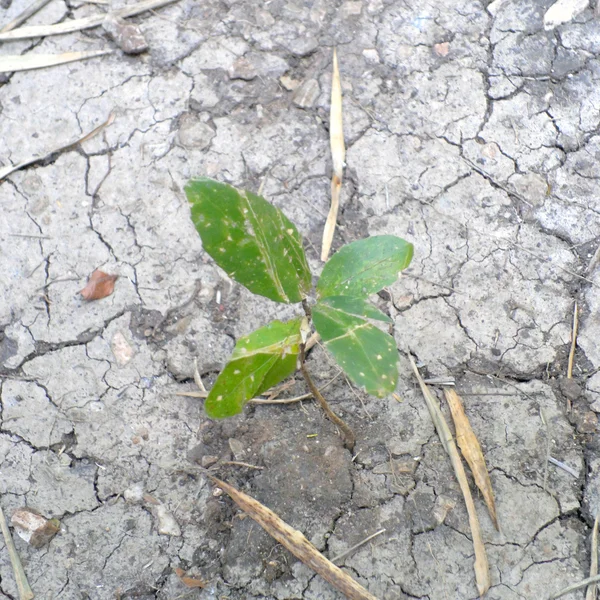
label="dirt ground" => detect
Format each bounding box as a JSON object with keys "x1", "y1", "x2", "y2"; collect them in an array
[{"x1": 1, "y1": 0, "x2": 600, "y2": 598}]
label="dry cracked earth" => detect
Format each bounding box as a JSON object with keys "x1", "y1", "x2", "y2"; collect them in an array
[{"x1": 1, "y1": 0, "x2": 600, "y2": 598}]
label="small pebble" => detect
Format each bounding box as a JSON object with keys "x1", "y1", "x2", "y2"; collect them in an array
[
  {"x1": 228, "y1": 438, "x2": 245, "y2": 460},
  {"x1": 103, "y1": 15, "x2": 148, "y2": 54},
  {"x1": 559, "y1": 378, "x2": 582, "y2": 401},
  {"x1": 362, "y1": 48, "x2": 380, "y2": 63},
  {"x1": 152, "y1": 504, "x2": 181, "y2": 536},
  {"x1": 293, "y1": 79, "x2": 320, "y2": 108},
  {"x1": 280, "y1": 75, "x2": 300, "y2": 91},
  {"x1": 111, "y1": 331, "x2": 134, "y2": 366},
  {"x1": 578, "y1": 411, "x2": 598, "y2": 434},
  {"x1": 228, "y1": 57, "x2": 257, "y2": 81},
  {"x1": 433, "y1": 42, "x2": 450, "y2": 57},
  {"x1": 124, "y1": 483, "x2": 145, "y2": 504},
  {"x1": 432, "y1": 496, "x2": 456, "y2": 525}
]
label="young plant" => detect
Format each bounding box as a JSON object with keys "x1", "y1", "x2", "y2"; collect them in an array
[{"x1": 185, "y1": 178, "x2": 413, "y2": 448}]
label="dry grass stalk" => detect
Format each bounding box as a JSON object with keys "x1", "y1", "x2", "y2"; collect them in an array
[
  {"x1": 0, "y1": 0, "x2": 53, "y2": 33},
  {"x1": 553, "y1": 574, "x2": 600, "y2": 599},
  {"x1": 331, "y1": 529, "x2": 386, "y2": 564},
  {"x1": 210, "y1": 476, "x2": 378, "y2": 600},
  {"x1": 0, "y1": 112, "x2": 115, "y2": 181},
  {"x1": 321, "y1": 48, "x2": 345, "y2": 262},
  {"x1": 0, "y1": 505, "x2": 34, "y2": 600},
  {"x1": 587, "y1": 514, "x2": 600, "y2": 600},
  {"x1": 444, "y1": 388, "x2": 499, "y2": 531},
  {"x1": 567, "y1": 301, "x2": 579, "y2": 379},
  {"x1": 0, "y1": 50, "x2": 112, "y2": 74},
  {"x1": 408, "y1": 355, "x2": 490, "y2": 597},
  {"x1": 0, "y1": 0, "x2": 180, "y2": 41},
  {"x1": 176, "y1": 370, "x2": 339, "y2": 404}
]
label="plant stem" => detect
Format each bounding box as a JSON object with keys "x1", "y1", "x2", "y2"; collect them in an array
[
  {"x1": 301, "y1": 298, "x2": 312, "y2": 319},
  {"x1": 299, "y1": 344, "x2": 355, "y2": 451}
]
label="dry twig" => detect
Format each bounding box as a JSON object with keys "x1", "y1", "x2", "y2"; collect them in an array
[{"x1": 209, "y1": 475, "x2": 378, "y2": 600}]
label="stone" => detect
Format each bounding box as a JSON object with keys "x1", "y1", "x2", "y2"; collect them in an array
[
  {"x1": 280, "y1": 75, "x2": 300, "y2": 91},
  {"x1": 103, "y1": 15, "x2": 148, "y2": 54},
  {"x1": 292, "y1": 79, "x2": 320, "y2": 108},
  {"x1": 362, "y1": 48, "x2": 380, "y2": 63},
  {"x1": 433, "y1": 42, "x2": 450, "y2": 57},
  {"x1": 150, "y1": 504, "x2": 181, "y2": 536},
  {"x1": 560, "y1": 378, "x2": 582, "y2": 401},
  {"x1": 578, "y1": 411, "x2": 598, "y2": 434},
  {"x1": 227, "y1": 57, "x2": 257, "y2": 81},
  {"x1": 341, "y1": 1, "x2": 363, "y2": 16},
  {"x1": 177, "y1": 113, "x2": 216, "y2": 149},
  {"x1": 111, "y1": 331, "x2": 134, "y2": 366}
]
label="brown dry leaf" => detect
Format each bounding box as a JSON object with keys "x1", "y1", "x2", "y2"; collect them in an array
[
  {"x1": 321, "y1": 48, "x2": 345, "y2": 262},
  {"x1": 173, "y1": 567, "x2": 207, "y2": 588},
  {"x1": 408, "y1": 355, "x2": 490, "y2": 597},
  {"x1": 444, "y1": 388, "x2": 499, "y2": 531},
  {"x1": 210, "y1": 476, "x2": 378, "y2": 600},
  {"x1": 80, "y1": 270, "x2": 118, "y2": 301}
]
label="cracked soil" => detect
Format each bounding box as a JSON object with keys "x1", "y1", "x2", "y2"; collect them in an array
[{"x1": 2, "y1": 0, "x2": 600, "y2": 598}]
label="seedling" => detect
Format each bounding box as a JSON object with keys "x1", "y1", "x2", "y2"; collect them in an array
[{"x1": 185, "y1": 178, "x2": 413, "y2": 448}]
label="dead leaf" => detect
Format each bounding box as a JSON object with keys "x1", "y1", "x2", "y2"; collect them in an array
[
  {"x1": 321, "y1": 47, "x2": 345, "y2": 262},
  {"x1": 409, "y1": 356, "x2": 490, "y2": 597},
  {"x1": 444, "y1": 388, "x2": 499, "y2": 531},
  {"x1": 173, "y1": 567, "x2": 207, "y2": 588},
  {"x1": 79, "y1": 270, "x2": 118, "y2": 301},
  {"x1": 209, "y1": 475, "x2": 377, "y2": 600}
]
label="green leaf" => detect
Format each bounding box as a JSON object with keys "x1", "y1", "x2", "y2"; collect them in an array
[
  {"x1": 186, "y1": 178, "x2": 311, "y2": 304},
  {"x1": 317, "y1": 235, "x2": 413, "y2": 299},
  {"x1": 205, "y1": 318, "x2": 302, "y2": 418},
  {"x1": 312, "y1": 301, "x2": 398, "y2": 398},
  {"x1": 318, "y1": 295, "x2": 392, "y2": 323}
]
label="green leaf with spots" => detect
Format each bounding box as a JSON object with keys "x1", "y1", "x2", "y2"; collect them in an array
[
  {"x1": 205, "y1": 318, "x2": 302, "y2": 418},
  {"x1": 317, "y1": 235, "x2": 413, "y2": 299},
  {"x1": 186, "y1": 178, "x2": 311, "y2": 304},
  {"x1": 312, "y1": 301, "x2": 398, "y2": 398},
  {"x1": 317, "y1": 295, "x2": 392, "y2": 323}
]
